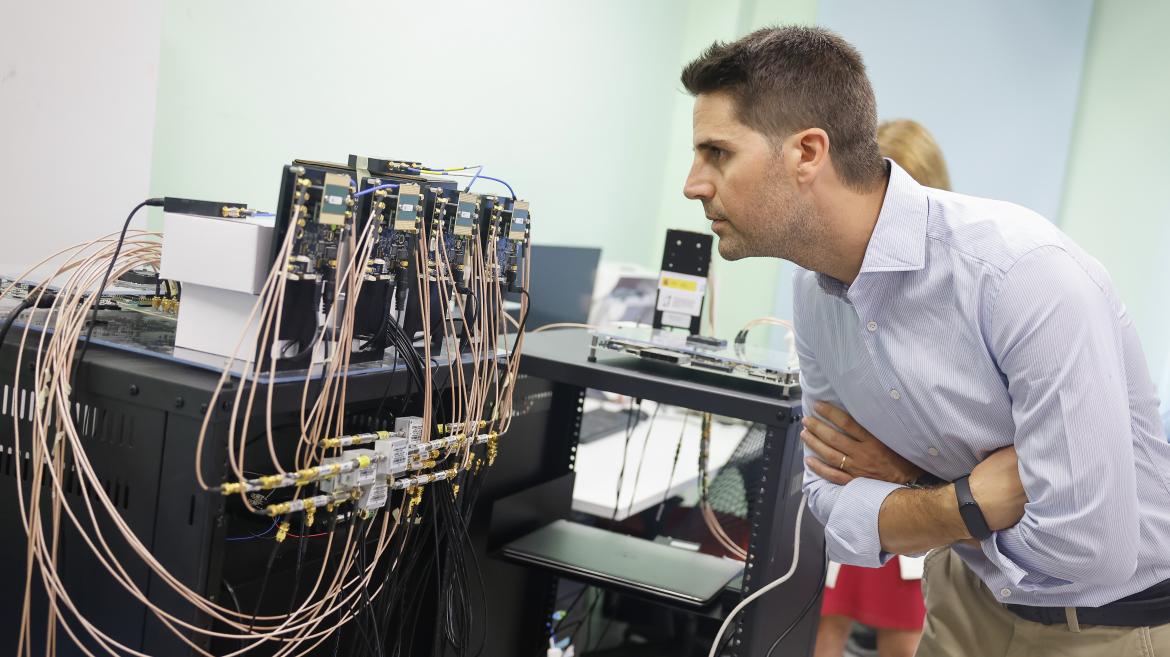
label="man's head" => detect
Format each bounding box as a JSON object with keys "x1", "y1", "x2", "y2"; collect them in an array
[{"x1": 681, "y1": 26, "x2": 885, "y2": 263}]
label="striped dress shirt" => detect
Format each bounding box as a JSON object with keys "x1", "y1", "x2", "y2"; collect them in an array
[{"x1": 795, "y1": 161, "x2": 1170, "y2": 607}]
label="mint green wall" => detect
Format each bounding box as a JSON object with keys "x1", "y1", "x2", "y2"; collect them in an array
[
  {"x1": 148, "y1": 0, "x2": 1166, "y2": 379},
  {"x1": 1059, "y1": 0, "x2": 1170, "y2": 385},
  {"x1": 148, "y1": 0, "x2": 687, "y2": 264},
  {"x1": 149, "y1": 0, "x2": 818, "y2": 342}
]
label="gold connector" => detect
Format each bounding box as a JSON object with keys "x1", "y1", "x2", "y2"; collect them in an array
[
  {"x1": 259, "y1": 474, "x2": 284, "y2": 489},
  {"x1": 487, "y1": 432, "x2": 499, "y2": 466},
  {"x1": 267, "y1": 502, "x2": 292, "y2": 517},
  {"x1": 276, "y1": 520, "x2": 291, "y2": 542},
  {"x1": 407, "y1": 486, "x2": 424, "y2": 516},
  {"x1": 356, "y1": 455, "x2": 372, "y2": 468},
  {"x1": 220, "y1": 482, "x2": 243, "y2": 495},
  {"x1": 321, "y1": 438, "x2": 341, "y2": 449}
]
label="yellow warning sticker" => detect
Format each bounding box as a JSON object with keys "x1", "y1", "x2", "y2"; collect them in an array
[{"x1": 661, "y1": 277, "x2": 699, "y2": 292}]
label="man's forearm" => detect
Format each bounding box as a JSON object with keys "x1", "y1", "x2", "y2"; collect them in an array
[{"x1": 878, "y1": 484, "x2": 971, "y2": 555}]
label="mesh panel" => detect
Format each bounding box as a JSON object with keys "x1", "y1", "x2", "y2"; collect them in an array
[{"x1": 707, "y1": 423, "x2": 765, "y2": 518}]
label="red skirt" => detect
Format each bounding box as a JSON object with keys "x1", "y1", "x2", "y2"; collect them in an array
[{"x1": 820, "y1": 560, "x2": 925, "y2": 631}]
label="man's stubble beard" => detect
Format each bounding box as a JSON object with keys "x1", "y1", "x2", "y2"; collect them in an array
[{"x1": 717, "y1": 172, "x2": 826, "y2": 266}]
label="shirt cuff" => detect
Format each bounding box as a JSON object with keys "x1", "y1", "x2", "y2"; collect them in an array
[
  {"x1": 982, "y1": 525, "x2": 1072, "y2": 591},
  {"x1": 824, "y1": 477, "x2": 903, "y2": 568}
]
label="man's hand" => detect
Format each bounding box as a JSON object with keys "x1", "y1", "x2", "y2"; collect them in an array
[
  {"x1": 969, "y1": 446, "x2": 1027, "y2": 531},
  {"x1": 801, "y1": 401, "x2": 925, "y2": 486}
]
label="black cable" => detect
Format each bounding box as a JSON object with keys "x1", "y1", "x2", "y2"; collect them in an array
[
  {"x1": 611, "y1": 397, "x2": 642, "y2": 521},
  {"x1": 341, "y1": 516, "x2": 379, "y2": 657},
  {"x1": 72, "y1": 198, "x2": 162, "y2": 392},
  {"x1": 0, "y1": 297, "x2": 36, "y2": 349},
  {"x1": 249, "y1": 531, "x2": 284, "y2": 630},
  {"x1": 569, "y1": 588, "x2": 603, "y2": 649},
  {"x1": 550, "y1": 586, "x2": 588, "y2": 638},
  {"x1": 624, "y1": 402, "x2": 662, "y2": 519},
  {"x1": 356, "y1": 515, "x2": 386, "y2": 657},
  {"x1": 220, "y1": 578, "x2": 246, "y2": 652},
  {"x1": 654, "y1": 411, "x2": 690, "y2": 524},
  {"x1": 763, "y1": 554, "x2": 828, "y2": 657},
  {"x1": 287, "y1": 509, "x2": 333, "y2": 614}
]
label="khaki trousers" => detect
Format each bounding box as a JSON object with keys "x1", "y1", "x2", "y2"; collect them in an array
[{"x1": 915, "y1": 548, "x2": 1170, "y2": 657}]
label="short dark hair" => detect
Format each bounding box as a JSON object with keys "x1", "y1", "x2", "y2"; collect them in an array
[{"x1": 681, "y1": 26, "x2": 885, "y2": 191}]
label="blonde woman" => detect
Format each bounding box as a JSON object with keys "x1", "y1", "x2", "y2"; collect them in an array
[{"x1": 814, "y1": 119, "x2": 949, "y2": 657}]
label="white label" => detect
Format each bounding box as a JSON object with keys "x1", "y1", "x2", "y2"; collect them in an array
[
  {"x1": 360, "y1": 483, "x2": 388, "y2": 510},
  {"x1": 392, "y1": 442, "x2": 408, "y2": 467},
  {"x1": 661, "y1": 311, "x2": 693, "y2": 329},
  {"x1": 459, "y1": 211, "x2": 472, "y2": 219},
  {"x1": 899, "y1": 555, "x2": 925, "y2": 580},
  {"x1": 656, "y1": 272, "x2": 707, "y2": 316},
  {"x1": 826, "y1": 561, "x2": 842, "y2": 588},
  {"x1": 396, "y1": 417, "x2": 425, "y2": 443},
  {"x1": 326, "y1": 195, "x2": 344, "y2": 205},
  {"x1": 399, "y1": 203, "x2": 415, "y2": 212},
  {"x1": 354, "y1": 465, "x2": 377, "y2": 486}
]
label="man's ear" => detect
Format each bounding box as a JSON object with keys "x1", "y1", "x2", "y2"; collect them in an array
[{"x1": 788, "y1": 128, "x2": 829, "y2": 186}]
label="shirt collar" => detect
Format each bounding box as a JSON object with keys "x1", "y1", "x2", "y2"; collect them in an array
[{"x1": 857, "y1": 159, "x2": 929, "y2": 274}]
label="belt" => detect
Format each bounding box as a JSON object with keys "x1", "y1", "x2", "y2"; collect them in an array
[{"x1": 1005, "y1": 578, "x2": 1170, "y2": 628}]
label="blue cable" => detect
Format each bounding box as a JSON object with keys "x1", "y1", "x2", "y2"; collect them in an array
[
  {"x1": 464, "y1": 165, "x2": 484, "y2": 192},
  {"x1": 226, "y1": 519, "x2": 278, "y2": 541},
  {"x1": 352, "y1": 183, "x2": 400, "y2": 198},
  {"x1": 467, "y1": 173, "x2": 515, "y2": 199},
  {"x1": 418, "y1": 171, "x2": 515, "y2": 199}
]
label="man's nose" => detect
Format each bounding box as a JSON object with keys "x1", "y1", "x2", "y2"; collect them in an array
[{"x1": 683, "y1": 169, "x2": 714, "y2": 201}]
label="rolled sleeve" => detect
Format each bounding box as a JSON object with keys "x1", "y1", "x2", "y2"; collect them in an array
[
  {"x1": 823, "y1": 477, "x2": 903, "y2": 567},
  {"x1": 981, "y1": 525, "x2": 1072, "y2": 590},
  {"x1": 986, "y1": 247, "x2": 1140, "y2": 588}
]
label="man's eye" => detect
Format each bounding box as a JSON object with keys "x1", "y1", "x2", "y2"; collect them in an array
[{"x1": 709, "y1": 148, "x2": 725, "y2": 161}]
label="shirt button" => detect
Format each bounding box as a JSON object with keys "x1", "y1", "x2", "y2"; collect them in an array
[
  {"x1": 1000, "y1": 588, "x2": 1012, "y2": 598},
  {"x1": 866, "y1": 321, "x2": 877, "y2": 332},
  {"x1": 928, "y1": 447, "x2": 940, "y2": 457},
  {"x1": 889, "y1": 389, "x2": 901, "y2": 400}
]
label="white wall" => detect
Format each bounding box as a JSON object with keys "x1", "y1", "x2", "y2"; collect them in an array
[
  {"x1": 0, "y1": 1, "x2": 162, "y2": 268},
  {"x1": 148, "y1": 0, "x2": 688, "y2": 265}
]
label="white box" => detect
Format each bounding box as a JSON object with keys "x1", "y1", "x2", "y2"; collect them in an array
[
  {"x1": 173, "y1": 282, "x2": 264, "y2": 361},
  {"x1": 160, "y1": 212, "x2": 274, "y2": 294}
]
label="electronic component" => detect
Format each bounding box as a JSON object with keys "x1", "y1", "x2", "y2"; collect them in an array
[
  {"x1": 686, "y1": 334, "x2": 727, "y2": 348},
  {"x1": 589, "y1": 325, "x2": 800, "y2": 393},
  {"x1": 653, "y1": 229, "x2": 713, "y2": 334},
  {"x1": 4, "y1": 153, "x2": 534, "y2": 657}
]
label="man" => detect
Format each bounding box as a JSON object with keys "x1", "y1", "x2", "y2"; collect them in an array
[{"x1": 681, "y1": 26, "x2": 1170, "y2": 656}]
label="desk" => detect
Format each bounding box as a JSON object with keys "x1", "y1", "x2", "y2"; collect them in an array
[{"x1": 513, "y1": 329, "x2": 825, "y2": 657}]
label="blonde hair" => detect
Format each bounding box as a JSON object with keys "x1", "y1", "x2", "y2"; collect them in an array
[{"x1": 877, "y1": 119, "x2": 951, "y2": 191}]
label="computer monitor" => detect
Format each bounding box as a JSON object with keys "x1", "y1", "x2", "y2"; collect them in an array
[{"x1": 515, "y1": 245, "x2": 601, "y2": 330}]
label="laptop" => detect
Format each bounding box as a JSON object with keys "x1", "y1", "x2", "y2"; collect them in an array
[{"x1": 500, "y1": 519, "x2": 743, "y2": 608}]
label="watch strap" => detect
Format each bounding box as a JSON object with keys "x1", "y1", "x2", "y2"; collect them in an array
[{"x1": 953, "y1": 474, "x2": 993, "y2": 541}]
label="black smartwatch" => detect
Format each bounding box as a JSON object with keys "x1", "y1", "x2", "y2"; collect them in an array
[{"x1": 952, "y1": 475, "x2": 992, "y2": 541}]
